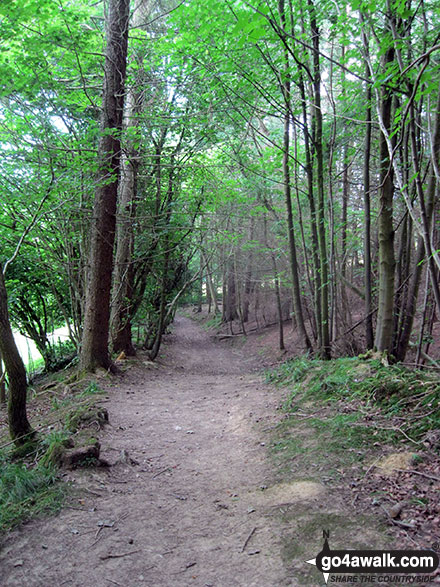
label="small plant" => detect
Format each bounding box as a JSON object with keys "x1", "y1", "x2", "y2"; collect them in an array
[
  {"x1": 0, "y1": 454, "x2": 64, "y2": 533},
  {"x1": 39, "y1": 430, "x2": 72, "y2": 466},
  {"x1": 78, "y1": 381, "x2": 101, "y2": 397},
  {"x1": 203, "y1": 314, "x2": 223, "y2": 330}
]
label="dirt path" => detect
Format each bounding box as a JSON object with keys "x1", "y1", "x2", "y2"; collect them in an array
[{"x1": 1, "y1": 315, "x2": 303, "y2": 586}]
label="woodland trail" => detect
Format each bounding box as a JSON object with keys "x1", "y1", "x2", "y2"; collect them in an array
[{"x1": 0, "y1": 315, "x2": 300, "y2": 587}]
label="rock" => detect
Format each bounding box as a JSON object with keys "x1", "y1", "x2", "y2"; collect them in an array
[{"x1": 388, "y1": 501, "x2": 406, "y2": 519}]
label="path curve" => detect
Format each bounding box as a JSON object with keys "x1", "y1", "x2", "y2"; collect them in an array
[{"x1": 0, "y1": 315, "x2": 294, "y2": 586}]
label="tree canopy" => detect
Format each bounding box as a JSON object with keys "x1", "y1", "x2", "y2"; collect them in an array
[{"x1": 1, "y1": 0, "x2": 440, "y2": 441}]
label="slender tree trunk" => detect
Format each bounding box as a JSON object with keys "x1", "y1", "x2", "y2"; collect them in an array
[
  {"x1": 80, "y1": 0, "x2": 130, "y2": 372},
  {"x1": 149, "y1": 244, "x2": 171, "y2": 361},
  {"x1": 264, "y1": 213, "x2": 285, "y2": 350},
  {"x1": 234, "y1": 255, "x2": 247, "y2": 336},
  {"x1": 340, "y1": 141, "x2": 350, "y2": 322},
  {"x1": 0, "y1": 271, "x2": 33, "y2": 443},
  {"x1": 197, "y1": 253, "x2": 203, "y2": 313},
  {"x1": 363, "y1": 61, "x2": 374, "y2": 349},
  {"x1": 202, "y1": 253, "x2": 219, "y2": 314},
  {"x1": 298, "y1": 73, "x2": 321, "y2": 345},
  {"x1": 309, "y1": 0, "x2": 330, "y2": 358},
  {"x1": 279, "y1": 0, "x2": 311, "y2": 352},
  {"x1": 374, "y1": 41, "x2": 396, "y2": 353},
  {"x1": 242, "y1": 218, "x2": 254, "y2": 323},
  {"x1": 221, "y1": 262, "x2": 227, "y2": 323},
  {"x1": 111, "y1": 21, "x2": 146, "y2": 356},
  {"x1": 149, "y1": 155, "x2": 176, "y2": 360},
  {"x1": 293, "y1": 127, "x2": 316, "y2": 339},
  {"x1": 224, "y1": 258, "x2": 238, "y2": 322},
  {"x1": 395, "y1": 89, "x2": 440, "y2": 360},
  {"x1": 0, "y1": 353, "x2": 5, "y2": 405}
]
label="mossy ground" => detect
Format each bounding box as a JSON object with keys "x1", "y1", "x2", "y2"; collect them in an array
[
  {"x1": 266, "y1": 356, "x2": 440, "y2": 465},
  {"x1": 263, "y1": 356, "x2": 440, "y2": 579},
  {"x1": 0, "y1": 377, "x2": 107, "y2": 535}
]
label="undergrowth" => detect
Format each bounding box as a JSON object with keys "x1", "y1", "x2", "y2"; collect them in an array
[
  {"x1": 0, "y1": 456, "x2": 65, "y2": 534},
  {"x1": 266, "y1": 357, "x2": 440, "y2": 475},
  {"x1": 0, "y1": 380, "x2": 104, "y2": 534}
]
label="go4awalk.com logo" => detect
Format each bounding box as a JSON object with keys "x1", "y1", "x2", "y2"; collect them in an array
[{"x1": 306, "y1": 531, "x2": 439, "y2": 584}]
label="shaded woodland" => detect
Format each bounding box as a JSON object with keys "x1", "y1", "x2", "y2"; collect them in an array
[{"x1": 0, "y1": 0, "x2": 440, "y2": 443}]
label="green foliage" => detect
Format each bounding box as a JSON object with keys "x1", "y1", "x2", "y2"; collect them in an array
[
  {"x1": 39, "y1": 430, "x2": 71, "y2": 467},
  {"x1": 78, "y1": 381, "x2": 101, "y2": 397},
  {"x1": 267, "y1": 357, "x2": 440, "y2": 444},
  {"x1": 0, "y1": 454, "x2": 64, "y2": 533},
  {"x1": 203, "y1": 314, "x2": 224, "y2": 331},
  {"x1": 0, "y1": 373, "x2": 106, "y2": 532}
]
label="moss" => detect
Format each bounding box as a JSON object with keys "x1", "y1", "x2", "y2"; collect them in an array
[{"x1": 65, "y1": 404, "x2": 108, "y2": 432}]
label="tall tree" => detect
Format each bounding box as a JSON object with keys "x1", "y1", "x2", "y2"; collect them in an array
[
  {"x1": 278, "y1": 0, "x2": 312, "y2": 352},
  {"x1": 309, "y1": 0, "x2": 330, "y2": 358},
  {"x1": 80, "y1": 0, "x2": 130, "y2": 371}
]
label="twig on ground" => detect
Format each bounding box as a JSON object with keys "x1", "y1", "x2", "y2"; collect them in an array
[
  {"x1": 394, "y1": 468, "x2": 440, "y2": 483},
  {"x1": 293, "y1": 408, "x2": 326, "y2": 420},
  {"x1": 363, "y1": 458, "x2": 381, "y2": 479},
  {"x1": 379, "y1": 504, "x2": 415, "y2": 529},
  {"x1": 347, "y1": 421, "x2": 422, "y2": 445},
  {"x1": 171, "y1": 562, "x2": 197, "y2": 574},
  {"x1": 100, "y1": 550, "x2": 141, "y2": 560},
  {"x1": 153, "y1": 464, "x2": 179, "y2": 478},
  {"x1": 83, "y1": 488, "x2": 103, "y2": 497},
  {"x1": 153, "y1": 466, "x2": 172, "y2": 478},
  {"x1": 241, "y1": 527, "x2": 257, "y2": 553}
]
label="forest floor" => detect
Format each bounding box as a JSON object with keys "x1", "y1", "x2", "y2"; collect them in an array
[{"x1": 0, "y1": 314, "x2": 438, "y2": 586}]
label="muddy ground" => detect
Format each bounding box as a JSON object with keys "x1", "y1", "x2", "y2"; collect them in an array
[{"x1": 0, "y1": 315, "x2": 423, "y2": 586}]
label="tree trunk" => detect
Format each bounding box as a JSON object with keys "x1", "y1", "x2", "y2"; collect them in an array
[
  {"x1": 395, "y1": 88, "x2": 440, "y2": 360},
  {"x1": 111, "y1": 62, "x2": 144, "y2": 356},
  {"x1": 309, "y1": 0, "x2": 330, "y2": 358},
  {"x1": 363, "y1": 60, "x2": 374, "y2": 349},
  {"x1": 298, "y1": 72, "x2": 321, "y2": 345},
  {"x1": 0, "y1": 271, "x2": 33, "y2": 443},
  {"x1": 242, "y1": 217, "x2": 254, "y2": 323},
  {"x1": 196, "y1": 254, "x2": 203, "y2": 312},
  {"x1": 279, "y1": 0, "x2": 311, "y2": 352},
  {"x1": 80, "y1": 0, "x2": 130, "y2": 372},
  {"x1": 224, "y1": 259, "x2": 238, "y2": 322},
  {"x1": 148, "y1": 244, "x2": 171, "y2": 361},
  {"x1": 374, "y1": 41, "x2": 396, "y2": 353},
  {"x1": 264, "y1": 212, "x2": 285, "y2": 350},
  {"x1": 202, "y1": 253, "x2": 219, "y2": 314},
  {"x1": 0, "y1": 353, "x2": 5, "y2": 405}
]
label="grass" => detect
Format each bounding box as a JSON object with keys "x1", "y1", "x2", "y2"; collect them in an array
[
  {"x1": 0, "y1": 379, "x2": 106, "y2": 534},
  {"x1": 0, "y1": 455, "x2": 65, "y2": 533},
  {"x1": 265, "y1": 356, "x2": 440, "y2": 476}
]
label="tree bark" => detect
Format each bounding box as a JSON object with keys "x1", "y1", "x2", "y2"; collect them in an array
[
  {"x1": 0, "y1": 353, "x2": 5, "y2": 405},
  {"x1": 363, "y1": 60, "x2": 374, "y2": 349},
  {"x1": 309, "y1": 0, "x2": 330, "y2": 358},
  {"x1": 374, "y1": 39, "x2": 396, "y2": 353},
  {"x1": 279, "y1": 0, "x2": 312, "y2": 352},
  {"x1": 395, "y1": 88, "x2": 440, "y2": 360},
  {"x1": 202, "y1": 253, "x2": 219, "y2": 314},
  {"x1": 80, "y1": 0, "x2": 130, "y2": 371},
  {"x1": 224, "y1": 258, "x2": 238, "y2": 323},
  {"x1": 0, "y1": 271, "x2": 33, "y2": 443},
  {"x1": 242, "y1": 217, "x2": 254, "y2": 323},
  {"x1": 111, "y1": 49, "x2": 145, "y2": 356}
]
